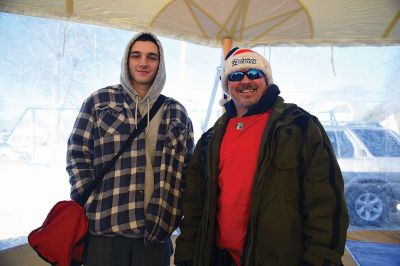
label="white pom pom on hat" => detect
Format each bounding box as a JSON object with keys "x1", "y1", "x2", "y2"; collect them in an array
[{"x1": 220, "y1": 47, "x2": 273, "y2": 95}]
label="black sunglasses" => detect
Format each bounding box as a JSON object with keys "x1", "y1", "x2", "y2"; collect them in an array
[{"x1": 227, "y1": 69, "x2": 264, "y2": 82}]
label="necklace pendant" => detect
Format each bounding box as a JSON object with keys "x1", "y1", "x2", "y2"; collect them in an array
[{"x1": 236, "y1": 122, "x2": 245, "y2": 130}]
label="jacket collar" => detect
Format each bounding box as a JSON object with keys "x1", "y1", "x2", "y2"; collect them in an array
[{"x1": 224, "y1": 84, "x2": 280, "y2": 118}]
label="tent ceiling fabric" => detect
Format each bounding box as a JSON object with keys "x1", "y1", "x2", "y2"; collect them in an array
[{"x1": 0, "y1": 0, "x2": 399, "y2": 47}]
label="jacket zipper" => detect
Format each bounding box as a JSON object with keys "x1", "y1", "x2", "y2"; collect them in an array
[{"x1": 241, "y1": 107, "x2": 298, "y2": 265}]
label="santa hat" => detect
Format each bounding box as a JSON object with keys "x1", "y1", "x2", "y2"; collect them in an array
[{"x1": 221, "y1": 47, "x2": 273, "y2": 95}]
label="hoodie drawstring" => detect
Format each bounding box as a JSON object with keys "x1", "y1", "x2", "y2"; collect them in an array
[
  {"x1": 146, "y1": 98, "x2": 150, "y2": 134},
  {"x1": 134, "y1": 95, "x2": 151, "y2": 133},
  {"x1": 134, "y1": 95, "x2": 139, "y2": 129}
]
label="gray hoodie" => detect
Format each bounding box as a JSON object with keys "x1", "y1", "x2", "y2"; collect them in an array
[
  {"x1": 119, "y1": 32, "x2": 166, "y2": 211},
  {"x1": 120, "y1": 31, "x2": 166, "y2": 115}
]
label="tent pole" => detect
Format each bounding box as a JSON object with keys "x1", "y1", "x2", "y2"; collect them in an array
[
  {"x1": 66, "y1": 0, "x2": 74, "y2": 17},
  {"x1": 222, "y1": 38, "x2": 233, "y2": 58},
  {"x1": 201, "y1": 38, "x2": 232, "y2": 132}
]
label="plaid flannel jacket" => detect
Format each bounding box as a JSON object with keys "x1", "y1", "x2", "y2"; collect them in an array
[{"x1": 67, "y1": 85, "x2": 194, "y2": 242}]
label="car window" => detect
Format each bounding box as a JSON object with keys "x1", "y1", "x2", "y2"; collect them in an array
[
  {"x1": 327, "y1": 130, "x2": 354, "y2": 158},
  {"x1": 352, "y1": 129, "x2": 400, "y2": 157}
]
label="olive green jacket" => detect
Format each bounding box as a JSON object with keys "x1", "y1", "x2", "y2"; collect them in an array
[{"x1": 175, "y1": 97, "x2": 349, "y2": 266}]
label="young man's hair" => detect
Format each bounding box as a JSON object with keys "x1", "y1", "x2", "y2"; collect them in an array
[{"x1": 133, "y1": 33, "x2": 159, "y2": 50}]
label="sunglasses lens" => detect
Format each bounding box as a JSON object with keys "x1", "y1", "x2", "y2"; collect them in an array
[
  {"x1": 247, "y1": 69, "x2": 264, "y2": 80},
  {"x1": 228, "y1": 69, "x2": 264, "y2": 81},
  {"x1": 228, "y1": 71, "x2": 245, "y2": 81}
]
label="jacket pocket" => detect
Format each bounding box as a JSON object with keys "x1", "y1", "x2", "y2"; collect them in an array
[
  {"x1": 271, "y1": 125, "x2": 301, "y2": 170},
  {"x1": 96, "y1": 103, "x2": 130, "y2": 136},
  {"x1": 165, "y1": 119, "x2": 188, "y2": 154}
]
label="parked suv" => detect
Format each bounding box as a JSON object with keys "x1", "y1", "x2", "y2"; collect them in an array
[{"x1": 324, "y1": 123, "x2": 400, "y2": 226}]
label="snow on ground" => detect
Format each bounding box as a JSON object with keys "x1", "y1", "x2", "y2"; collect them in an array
[{"x1": 0, "y1": 157, "x2": 70, "y2": 250}]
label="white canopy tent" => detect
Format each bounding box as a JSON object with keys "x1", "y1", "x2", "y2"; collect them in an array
[
  {"x1": 0, "y1": 2, "x2": 399, "y2": 266},
  {"x1": 1, "y1": 0, "x2": 399, "y2": 48}
]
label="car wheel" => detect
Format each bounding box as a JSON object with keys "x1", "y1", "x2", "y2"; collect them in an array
[{"x1": 346, "y1": 184, "x2": 389, "y2": 226}]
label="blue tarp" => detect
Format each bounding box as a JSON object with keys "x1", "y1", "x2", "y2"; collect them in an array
[{"x1": 346, "y1": 240, "x2": 400, "y2": 266}]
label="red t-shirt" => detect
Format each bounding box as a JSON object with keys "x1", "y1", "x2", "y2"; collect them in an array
[{"x1": 216, "y1": 112, "x2": 271, "y2": 265}]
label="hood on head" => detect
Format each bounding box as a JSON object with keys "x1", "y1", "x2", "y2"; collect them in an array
[{"x1": 120, "y1": 32, "x2": 166, "y2": 104}]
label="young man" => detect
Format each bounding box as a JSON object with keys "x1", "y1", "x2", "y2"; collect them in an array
[
  {"x1": 67, "y1": 32, "x2": 194, "y2": 265},
  {"x1": 174, "y1": 48, "x2": 349, "y2": 266}
]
